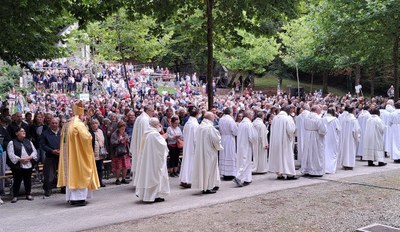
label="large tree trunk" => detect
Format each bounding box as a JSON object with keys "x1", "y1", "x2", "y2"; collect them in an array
[
  {"x1": 369, "y1": 67, "x2": 376, "y2": 96},
  {"x1": 354, "y1": 64, "x2": 361, "y2": 86},
  {"x1": 322, "y1": 71, "x2": 329, "y2": 95},
  {"x1": 393, "y1": 32, "x2": 399, "y2": 102},
  {"x1": 206, "y1": 0, "x2": 214, "y2": 110},
  {"x1": 310, "y1": 71, "x2": 314, "y2": 94}
]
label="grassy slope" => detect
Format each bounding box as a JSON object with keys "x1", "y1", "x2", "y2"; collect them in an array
[{"x1": 254, "y1": 76, "x2": 347, "y2": 96}]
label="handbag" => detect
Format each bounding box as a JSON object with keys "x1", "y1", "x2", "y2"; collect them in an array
[
  {"x1": 172, "y1": 128, "x2": 184, "y2": 149},
  {"x1": 99, "y1": 146, "x2": 108, "y2": 159},
  {"x1": 115, "y1": 144, "x2": 128, "y2": 157}
]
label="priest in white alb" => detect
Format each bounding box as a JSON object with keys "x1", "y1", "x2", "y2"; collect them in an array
[
  {"x1": 389, "y1": 101, "x2": 400, "y2": 163},
  {"x1": 234, "y1": 110, "x2": 257, "y2": 187},
  {"x1": 136, "y1": 118, "x2": 170, "y2": 203},
  {"x1": 295, "y1": 104, "x2": 310, "y2": 166},
  {"x1": 356, "y1": 106, "x2": 371, "y2": 159},
  {"x1": 363, "y1": 109, "x2": 386, "y2": 167},
  {"x1": 218, "y1": 107, "x2": 238, "y2": 181},
  {"x1": 179, "y1": 106, "x2": 199, "y2": 188},
  {"x1": 252, "y1": 111, "x2": 269, "y2": 174},
  {"x1": 380, "y1": 100, "x2": 395, "y2": 157},
  {"x1": 192, "y1": 112, "x2": 223, "y2": 194},
  {"x1": 268, "y1": 106, "x2": 298, "y2": 180},
  {"x1": 300, "y1": 105, "x2": 327, "y2": 177},
  {"x1": 338, "y1": 106, "x2": 361, "y2": 170},
  {"x1": 323, "y1": 108, "x2": 341, "y2": 174},
  {"x1": 130, "y1": 105, "x2": 155, "y2": 186}
]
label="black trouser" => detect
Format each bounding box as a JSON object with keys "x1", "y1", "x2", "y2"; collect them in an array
[
  {"x1": 43, "y1": 156, "x2": 59, "y2": 191},
  {"x1": 167, "y1": 145, "x2": 180, "y2": 168},
  {"x1": 96, "y1": 159, "x2": 104, "y2": 184},
  {"x1": 12, "y1": 168, "x2": 32, "y2": 197}
]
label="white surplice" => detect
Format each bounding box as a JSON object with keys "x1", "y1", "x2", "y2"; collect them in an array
[
  {"x1": 236, "y1": 117, "x2": 257, "y2": 182},
  {"x1": 268, "y1": 111, "x2": 296, "y2": 176},
  {"x1": 323, "y1": 114, "x2": 341, "y2": 174},
  {"x1": 192, "y1": 119, "x2": 223, "y2": 191},
  {"x1": 389, "y1": 109, "x2": 400, "y2": 160},
  {"x1": 179, "y1": 116, "x2": 199, "y2": 184},
  {"x1": 380, "y1": 105, "x2": 395, "y2": 154},
  {"x1": 130, "y1": 112, "x2": 150, "y2": 186},
  {"x1": 135, "y1": 127, "x2": 170, "y2": 202},
  {"x1": 252, "y1": 118, "x2": 269, "y2": 173},
  {"x1": 363, "y1": 115, "x2": 385, "y2": 162},
  {"x1": 295, "y1": 110, "x2": 310, "y2": 163},
  {"x1": 356, "y1": 110, "x2": 371, "y2": 157},
  {"x1": 300, "y1": 112, "x2": 327, "y2": 176},
  {"x1": 338, "y1": 112, "x2": 361, "y2": 168},
  {"x1": 218, "y1": 114, "x2": 238, "y2": 177}
]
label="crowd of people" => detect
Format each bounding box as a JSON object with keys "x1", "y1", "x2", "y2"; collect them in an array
[{"x1": 0, "y1": 60, "x2": 399, "y2": 205}]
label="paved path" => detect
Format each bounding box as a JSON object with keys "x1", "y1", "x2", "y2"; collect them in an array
[{"x1": 0, "y1": 158, "x2": 399, "y2": 232}]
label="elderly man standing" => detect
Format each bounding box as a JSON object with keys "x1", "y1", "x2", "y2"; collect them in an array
[
  {"x1": 57, "y1": 102, "x2": 99, "y2": 206},
  {"x1": 218, "y1": 107, "x2": 238, "y2": 181},
  {"x1": 268, "y1": 106, "x2": 298, "y2": 180},
  {"x1": 233, "y1": 110, "x2": 257, "y2": 187},
  {"x1": 136, "y1": 118, "x2": 170, "y2": 203},
  {"x1": 300, "y1": 105, "x2": 327, "y2": 177},
  {"x1": 179, "y1": 106, "x2": 199, "y2": 188},
  {"x1": 130, "y1": 105, "x2": 155, "y2": 186},
  {"x1": 252, "y1": 111, "x2": 269, "y2": 174},
  {"x1": 192, "y1": 112, "x2": 223, "y2": 194}
]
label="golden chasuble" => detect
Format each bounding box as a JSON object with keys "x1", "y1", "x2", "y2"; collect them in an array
[{"x1": 57, "y1": 116, "x2": 100, "y2": 190}]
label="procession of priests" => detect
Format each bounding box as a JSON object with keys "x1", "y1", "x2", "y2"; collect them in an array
[{"x1": 55, "y1": 94, "x2": 400, "y2": 206}]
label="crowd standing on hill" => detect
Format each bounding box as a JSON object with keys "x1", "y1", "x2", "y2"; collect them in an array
[{"x1": 0, "y1": 60, "x2": 398, "y2": 205}]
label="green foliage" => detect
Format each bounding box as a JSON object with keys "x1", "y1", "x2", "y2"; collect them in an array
[
  {"x1": 215, "y1": 30, "x2": 280, "y2": 74},
  {"x1": 68, "y1": 8, "x2": 172, "y2": 63}
]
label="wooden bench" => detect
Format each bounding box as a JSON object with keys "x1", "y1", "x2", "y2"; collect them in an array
[{"x1": 0, "y1": 164, "x2": 44, "y2": 180}]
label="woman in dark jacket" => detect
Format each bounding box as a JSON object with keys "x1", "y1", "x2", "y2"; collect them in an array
[{"x1": 7, "y1": 127, "x2": 38, "y2": 203}]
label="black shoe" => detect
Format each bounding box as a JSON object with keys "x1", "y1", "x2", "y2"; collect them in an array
[
  {"x1": 243, "y1": 181, "x2": 252, "y2": 186},
  {"x1": 169, "y1": 173, "x2": 174, "y2": 177},
  {"x1": 394, "y1": 160, "x2": 400, "y2": 163},
  {"x1": 115, "y1": 179, "x2": 121, "y2": 185},
  {"x1": 343, "y1": 166, "x2": 353, "y2": 170},
  {"x1": 277, "y1": 175, "x2": 285, "y2": 180},
  {"x1": 233, "y1": 177, "x2": 243, "y2": 187},
  {"x1": 11, "y1": 197, "x2": 18, "y2": 203},
  {"x1": 368, "y1": 161, "x2": 376, "y2": 167},
  {"x1": 308, "y1": 175, "x2": 323, "y2": 178},
  {"x1": 286, "y1": 176, "x2": 299, "y2": 180},
  {"x1": 60, "y1": 187, "x2": 66, "y2": 194},
  {"x1": 212, "y1": 186, "x2": 219, "y2": 191},
  {"x1": 44, "y1": 190, "x2": 51, "y2": 197},
  {"x1": 69, "y1": 200, "x2": 87, "y2": 206},
  {"x1": 154, "y1": 197, "x2": 165, "y2": 202},
  {"x1": 121, "y1": 179, "x2": 129, "y2": 184},
  {"x1": 100, "y1": 183, "x2": 106, "y2": 188},
  {"x1": 202, "y1": 189, "x2": 217, "y2": 194},
  {"x1": 26, "y1": 195, "x2": 34, "y2": 201},
  {"x1": 222, "y1": 176, "x2": 235, "y2": 181},
  {"x1": 378, "y1": 162, "x2": 387, "y2": 166},
  {"x1": 180, "y1": 182, "x2": 191, "y2": 188}
]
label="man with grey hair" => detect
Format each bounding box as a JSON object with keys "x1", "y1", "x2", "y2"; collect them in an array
[
  {"x1": 130, "y1": 105, "x2": 155, "y2": 187},
  {"x1": 135, "y1": 117, "x2": 170, "y2": 203},
  {"x1": 234, "y1": 110, "x2": 257, "y2": 187},
  {"x1": 218, "y1": 107, "x2": 238, "y2": 181},
  {"x1": 268, "y1": 106, "x2": 298, "y2": 180},
  {"x1": 300, "y1": 105, "x2": 327, "y2": 177},
  {"x1": 192, "y1": 112, "x2": 223, "y2": 194}
]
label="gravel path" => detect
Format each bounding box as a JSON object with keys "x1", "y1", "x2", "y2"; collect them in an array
[{"x1": 88, "y1": 170, "x2": 400, "y2": 232}]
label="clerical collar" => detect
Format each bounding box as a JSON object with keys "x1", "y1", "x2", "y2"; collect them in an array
[{"x1": 51, "y1": 128, "x2": 59, "y2": 134}]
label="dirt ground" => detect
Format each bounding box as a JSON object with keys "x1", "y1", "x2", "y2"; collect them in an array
[{"x1": 88, "y1": 170, "x2": 400, "y2": 232}]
